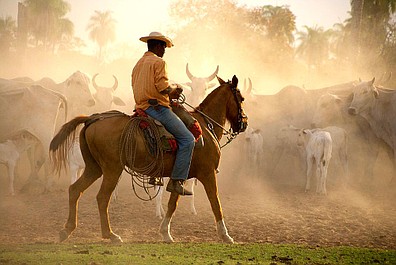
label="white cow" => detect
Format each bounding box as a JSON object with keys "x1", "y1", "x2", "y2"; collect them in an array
[
  {"x1": 91, "y1": 73, "x2": 126, "y2": 110},
  {"x1": 297, "y1": 129, "x2": 333, "y2": 195},
  {"x1": 277, "y1": 125, "x2": 348, "y2": 188},
  {"x1": 312, "y1": 92, "x2": 390, "y2": 183},
  {"x1": 1, "y1": 71, "x2": 95, "y2": 181},
  {"x1": 0, "y1": 85, "x2": 67, "y2": 181},
  {"x1": 154, "y1": 178, "x2": 197, "y2": 219},
  {"x1": 37, "y1": 71, "x2": 96, "y2": 119},
  {"x1": 0, "y1": 130, "x2": 41, "y2": 195},
  {"x1": 348, "y1": 78, "x2": 396, "y2": 183},
  {"x1": 244, "y1": 127, "x2": 264, "y2": 175},
  {"x1": 66, "y1": 74, "x2": 126, "y2": 198},
  {"x1": 184, "y1": 63, "x2": 219, "y2": 107}
]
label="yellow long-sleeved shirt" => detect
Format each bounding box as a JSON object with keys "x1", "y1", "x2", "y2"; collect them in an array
[{"x1": 131, "y1": 51, "x2": 170, "y2": 110}]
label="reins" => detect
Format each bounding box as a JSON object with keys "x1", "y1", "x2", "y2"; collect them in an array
[{"x1": 177, "y1": 92, "x2": 241, "y2": 149}]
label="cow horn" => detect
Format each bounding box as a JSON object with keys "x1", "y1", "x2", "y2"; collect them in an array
[
  {"x1": 247, "y1": 78, "x2": 252, "y2": 94},
  {"x1": 186, "y1": 63, "x2": 194, "y2": 81},
  {"x1": 206, "y1": 65, "x2": 219, "y2": 82},
  {"x1": 112, "y1": 75, "x2": 118, "y2": 91},
  {"x1": 378, "y1": 71, "x2": 392, "y2": 84},
  {"x1": 92, "y1": 73, "x2": 99, "y2": 91}
]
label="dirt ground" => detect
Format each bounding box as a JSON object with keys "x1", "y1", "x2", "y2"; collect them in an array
[{"x1": 1, "y1": 161, "x2": 395, "y2": 250}]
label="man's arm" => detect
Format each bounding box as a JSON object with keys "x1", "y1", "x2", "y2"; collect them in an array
[{"x1": 160, "y1": 83, "x2": 180, "y2": 94}]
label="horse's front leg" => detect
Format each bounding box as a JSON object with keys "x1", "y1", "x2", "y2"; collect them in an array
[
  {"x1": 159, "y1": 192, "x2": 180, "y2": 242},
  {"x1": 201, "y1": 171, "x2": 234, "y2": 243},
  {"x1": 97, "y1": 170, "x2": 123, "y2": 243}
]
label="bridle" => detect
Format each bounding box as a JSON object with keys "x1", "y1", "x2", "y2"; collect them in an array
[{"x1": 178, "y1": 81, "x2": 247, "y2": 149}]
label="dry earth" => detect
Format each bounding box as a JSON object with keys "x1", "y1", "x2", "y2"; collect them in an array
[{"x1": 0, "y1": 164, "x2": 395, "y2": 249}]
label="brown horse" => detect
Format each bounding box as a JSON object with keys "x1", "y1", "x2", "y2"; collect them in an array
[{"x1": 50, "y1": 75, "x2": 248, "y2": 243}]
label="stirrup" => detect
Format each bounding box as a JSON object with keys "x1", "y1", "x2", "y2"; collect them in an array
[{"x1": 149, "y1": 177, "x2": 163, "y2": 186}]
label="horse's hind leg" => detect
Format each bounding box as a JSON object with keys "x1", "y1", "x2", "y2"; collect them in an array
[
  {"x1": 159, "y1": 192, "x2": 180, "y2": 242},
  {"x1": 59, "y1": 164, "x2": 102, "y2": 242},
  {"x1": 200, "y1": 170, "x2": 234, "y2": 243},
  {"x1": 97, "y1": 168, "x2": 123, "y2": 243}
]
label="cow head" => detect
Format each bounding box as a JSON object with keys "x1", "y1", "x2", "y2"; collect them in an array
[
  {"x1": 348, "y1": 77, "x2": 378, "y2": 115},
  {"x1": 185, "y1": 63, "x2": 219, "y2": 106},
  {"x1": 297, "y1": 128, "x2": 311, "y2": 147},
  {"x1": 92, "y1": 74, "x2": 125, "y2": 110},
  {"x1": 311, "y1": 93, "x2": 343, "y2": 128},
  {"x1": 65, "y1": 71, "x2": 95, "y2": 107}
]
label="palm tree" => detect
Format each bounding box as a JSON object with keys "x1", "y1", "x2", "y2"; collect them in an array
[
  {"x1": 261, "y1": 5, "x2": 296, "y2": 45},
  {"x1": 86, "y1": 10, "x2": 117, "y2": 59},
  {"x1": 0, "y1": 16, "x2": 16, "y2": 53},
  {"x1": 50, "y1": 17, "x2": 74, "y2": 53},
  {"x1": 349, "y1": 0, "x2": 396, "y2": 63},
  {"x1": 296, "y1": 25, "x2": 333, "y2": 68},
  {"x1": 23, "y1": 0, "x2": 72, "y2": 51}
]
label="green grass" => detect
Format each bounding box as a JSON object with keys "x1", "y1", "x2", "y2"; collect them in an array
[{"x1": 0, "y1": 242, "x2": 395, "y2": 265}]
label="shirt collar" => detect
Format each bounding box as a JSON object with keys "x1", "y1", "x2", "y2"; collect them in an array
[{"x1": 144, "y1": 51, "x2": 158, "y2": 57}]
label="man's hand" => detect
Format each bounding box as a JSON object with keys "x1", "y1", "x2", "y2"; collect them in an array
[{"x1": 169, "y1": 84, "x2": 183, "y2": 100}]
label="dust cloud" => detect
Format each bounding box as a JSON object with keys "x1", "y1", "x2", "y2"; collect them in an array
[{"x1": 0, "y1": 1, "x2": 395, "y2": 248}]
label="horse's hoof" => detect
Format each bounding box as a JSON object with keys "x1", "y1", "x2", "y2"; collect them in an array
[
  {"x1": 59, "y1": 229, "x2": 70, "y2": 242},
  {"x1": 222, "y1": 234, "x2": 234, "y2": 244},
  {"x1": 162, "y1": 235, "x2": 174, "y2": 243},
  {"x1": 109, "y1": 233, "x2": 123, "y2": 243}
]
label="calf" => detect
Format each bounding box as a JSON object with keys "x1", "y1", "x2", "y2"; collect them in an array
[
  {"x1": 0, "y1": 130, "x2": 40, "y2": 195},
  {"x1": 297, "y1": 129, "x2": 333, "y2": 195},
  {"x1": 154, "y1": 178, "x2": 197, "y2": 219}
]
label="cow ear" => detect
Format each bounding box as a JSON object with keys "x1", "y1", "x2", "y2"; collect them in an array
[
  {"x1": 370, "y1": 77, "x2": 375, "y2": 86},
  {"x1": 217, "y1": 76, "x2": 225, "y2": 85},
  {"x1": 21, "y1": 131, "x2": 27, "y2": 139},
  {"x1": 334, "y1": 95, "x2": 342, "y2": 104},
  {"x1": 184, "y1": 82, "x2": 193, "y2": 90},
  {"x1": 113, "y1": 96, "x2": 126, "y2": 106},
  {"x1": 207, "y1": 83, "x2": 216, "y2": 89},
  {"x1": 373, "y1": 88, "x2": 379, "y2": 99}
]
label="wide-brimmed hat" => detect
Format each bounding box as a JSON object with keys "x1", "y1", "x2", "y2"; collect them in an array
[{"x1": 139, "y1": 32, "x2": 174, "y2": 48}]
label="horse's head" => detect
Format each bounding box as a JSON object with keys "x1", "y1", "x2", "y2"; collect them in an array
[{"x1": 217, "y1": 75, "x2": 248, "y2": 134}]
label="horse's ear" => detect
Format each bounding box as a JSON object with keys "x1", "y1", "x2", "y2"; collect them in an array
[
  {"x1": 217, "y1": 75, "x2": 225, "y2": 85},
  {"x1": 232, "y1": 75, "x2": 238, "y2": 87}
]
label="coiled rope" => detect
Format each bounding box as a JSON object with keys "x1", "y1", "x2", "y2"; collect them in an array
[{"x1": 119, "y1": 117, "x2": 164, "y2": 201}]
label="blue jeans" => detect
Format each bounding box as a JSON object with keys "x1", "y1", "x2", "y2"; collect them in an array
[{"x1": 145, "y1": 106, "x2": 195, "y2": 180}]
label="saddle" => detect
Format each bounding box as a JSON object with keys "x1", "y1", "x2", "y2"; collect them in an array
[
  {"x1": 85, "y1": 108, "x2": 202, "y2": 158},
  {"x1": 132, "y1": 108, "x2": 177, "y2": 154},
  {"x1": 132, "y1": 103, "x2": 203, "y2": 156}
]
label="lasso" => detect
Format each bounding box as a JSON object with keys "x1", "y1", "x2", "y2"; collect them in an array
[{"x1": 119, "y1": 117, "x2": 164, "y2": 201}]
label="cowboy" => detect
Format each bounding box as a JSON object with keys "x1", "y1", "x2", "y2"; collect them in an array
[{"x1": 131, "y1": 32, "x2": 194, "y2": 196}]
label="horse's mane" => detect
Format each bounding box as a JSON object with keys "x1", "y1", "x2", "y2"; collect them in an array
[{"x1": 198, "y1": 81, "x2": 231, "y2": 110}]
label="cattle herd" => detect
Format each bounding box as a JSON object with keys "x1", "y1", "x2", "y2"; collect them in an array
[
  {"x1": 241, "y1": 76, "x2": 396, "y2": 194},
  {"x1": 0, "y1": 66, "x2": 395, "y2": 200}
]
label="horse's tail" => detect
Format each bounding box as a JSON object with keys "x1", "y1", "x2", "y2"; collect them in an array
[{"x1": 49, "y1": 115, "x2": 90, "y2": 175}]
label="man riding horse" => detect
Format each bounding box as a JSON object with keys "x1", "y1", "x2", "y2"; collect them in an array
[{"x1": 131, "y1": 32, "x2": 194, "y2": 196}]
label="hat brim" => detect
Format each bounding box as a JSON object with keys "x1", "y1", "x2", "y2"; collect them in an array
[{"x1": 139, "y1": 36, "x2": 174, "y2": 48}]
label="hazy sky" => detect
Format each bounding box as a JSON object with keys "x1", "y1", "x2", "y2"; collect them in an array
[{"x1": 0, "y1": 0, "x2": 350, "y2": 48}]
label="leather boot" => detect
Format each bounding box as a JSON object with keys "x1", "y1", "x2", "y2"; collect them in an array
[
  {"x1": 149, "y1": 176, "x2": 163, "y2": 186},
  {"x1": 166, "y1": 179, "x2": 193, "y2": 196}
]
